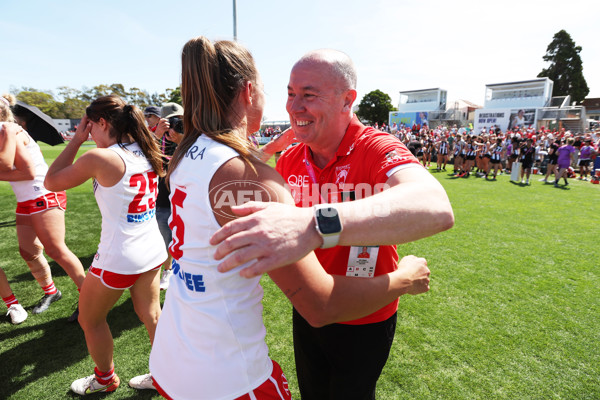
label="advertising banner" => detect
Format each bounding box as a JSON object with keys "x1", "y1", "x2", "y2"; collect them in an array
[
  {"x1": 388, "y1": 111, "x2": 429, "y2": 128},
  {"x1": 474, "y1": 108, "x2": 536, "y2": 134}
]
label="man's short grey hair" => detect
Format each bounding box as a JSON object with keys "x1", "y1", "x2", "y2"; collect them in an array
[{"x1": 296, "y1": 49, "x2": 357, "y2": 91}]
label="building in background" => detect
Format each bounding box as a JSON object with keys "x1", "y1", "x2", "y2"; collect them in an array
[
  {"x1": 389, "y1": 78, "x2": 591, "y2": 134},
  {"x1": 582, "y1": 98, "x2": 600, "y2": 130},
  {"x1": 53, "y1": 119, "x2": 72, "y2": 133},
  {"x1": 388, "y1": 88, "x2": 445, "y2": 128},
  {"x1": 388, "y1": 88, "x2": 482, "y2": 129},
  {"x1": 474, "y1": 78, "x2": 587, "y2": 133}
]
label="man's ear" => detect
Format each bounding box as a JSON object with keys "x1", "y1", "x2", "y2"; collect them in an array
[{"x1": 342, "y1": 89, "x2": 357, "y2": 112}]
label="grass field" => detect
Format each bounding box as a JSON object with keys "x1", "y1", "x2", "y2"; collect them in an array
[{"x1": 0, "y1": 143, "x2": 598, "y2": 399}]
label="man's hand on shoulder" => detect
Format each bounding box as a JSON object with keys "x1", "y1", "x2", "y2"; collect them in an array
[{"x1": 210, "y1": 201, "x2": 321, "y2": 278}]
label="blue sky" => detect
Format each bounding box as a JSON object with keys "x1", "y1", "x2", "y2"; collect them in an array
[{"x1": 2, "y1": 0, "x2": 598, "y2": 120}]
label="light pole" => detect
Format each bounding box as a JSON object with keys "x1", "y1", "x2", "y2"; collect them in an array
[{"x1": 233, "y1": 0, "x2": 237, "y2": 41}]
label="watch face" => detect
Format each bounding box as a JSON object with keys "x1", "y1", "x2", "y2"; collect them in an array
[{"x1": 316, "y1": 207, "x2": 342, "y2": 234}]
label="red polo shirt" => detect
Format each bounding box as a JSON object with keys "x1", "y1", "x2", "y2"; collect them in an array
[{"x1": 276, "y1": 116, "x2": 421, "y2": 325}]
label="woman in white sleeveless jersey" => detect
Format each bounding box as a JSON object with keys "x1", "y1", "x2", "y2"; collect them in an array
[
  {"x1": 44, "y1": 95, "x2": 167, "y2": 395},
  {"x1": 148, "y1": 36, "x2": 431, "y2": 400},
  {"x1": 0, "y1": 94, "x2": 85, "y2": 321}
]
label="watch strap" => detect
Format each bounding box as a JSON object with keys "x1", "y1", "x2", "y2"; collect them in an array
[{"x1": 320, "y1": 233, "x2": 340, "y2": 249}]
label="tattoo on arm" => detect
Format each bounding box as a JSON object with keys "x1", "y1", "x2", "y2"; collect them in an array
[{"x1": 284, "y1": 287, "x2": 302, "y2": 300}]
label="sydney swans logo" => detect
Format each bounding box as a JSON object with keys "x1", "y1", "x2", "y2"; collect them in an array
[{"x1": 209, "y1": 180, "x2": 277, "y2": 219}]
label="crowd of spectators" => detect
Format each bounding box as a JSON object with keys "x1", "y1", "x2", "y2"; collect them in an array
[
  {"x1": 257, "y1": 125, "x2": 282, "y2": 137},
  {"x1": 368, "y1": 121, "x2": 600, "y2": 186}
]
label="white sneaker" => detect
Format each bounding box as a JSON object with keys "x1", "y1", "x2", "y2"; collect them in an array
[
  {"x1": 71, "y1": 373, "x2": 120, "y2": 395},
  {"x1": 6, "y1": 304, "x2": 27, "y2": 324},
  {"x1": 159, "y1": 269, "x2": 173, "y2": 290},
  {"x1": 129, "y1": 373, "x2": 156, "y2": 390}
]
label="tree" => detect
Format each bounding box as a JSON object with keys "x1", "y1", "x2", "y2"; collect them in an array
[
  {"x1": 56, "y1": 86, "x2": 87, "y2": 118},
  {"x1": 150, "y1": 92, "x2": 169, "y2": 106},
  {"x1": 165, "y1": 86, "x2": 181, "y2": 105},
  {"x1": 356, "y1": 90, "x2": 396, "y2": 125},
  {"x1": 109, "y1": 84, "x2": 127, "y2": 99},
  {"x1": 12, "y1": 84, "x2": 180, "y2": 119},
  {"x1": 16, "y1": 90, "x2": 62, "y2": 118},
  {"x1": 538, "y1": 30, "x2": 589, "y2": 104},
  {"x1": 60, "y1": 98, "x2": 88, "y2": 119},
  {"x1": 88, "y1": 84, "x2": 113, "y2": 100},
  {"x1": 128, "y1": 87, "x2": 152, "y2": 108},
  {"x1": 57, "y1": 86, "x2": 82, "y2": 101}
]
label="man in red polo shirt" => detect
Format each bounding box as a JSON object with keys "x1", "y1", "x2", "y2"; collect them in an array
[{"x1": 211, "y1": 49, "x2": 454, "y2": 399}]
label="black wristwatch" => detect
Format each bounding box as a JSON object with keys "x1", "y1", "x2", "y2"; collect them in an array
[{"x1": 313, "y1": 204, "x2": 343, "y2": 249}]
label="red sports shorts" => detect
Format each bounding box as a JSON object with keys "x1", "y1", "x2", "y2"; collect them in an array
[
  {"x1": 89, "y1": 265, "x2": 160, "y2": 290},
  {"x1": 152, "y1": 360, "x2": 292, "y2": 400},
  {"x1": 15, "y1": 191, "x2": 67, "y2": 215}
]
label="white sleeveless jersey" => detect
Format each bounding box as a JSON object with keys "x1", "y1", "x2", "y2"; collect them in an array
[
  {"x1": 9, "y1": 132, "x2": 51, "y2": 202},
  {"x1": 92, "y1": 143, "x2": 167, "y2": 274},
  {"x1": 150, "y1": 135, "x2": 272, "y2": 400}
]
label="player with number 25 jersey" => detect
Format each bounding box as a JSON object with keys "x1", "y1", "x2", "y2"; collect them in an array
[
  {"x1": 93, "y1": 142, "x2": 166, "y2": 274},
  {"x1": 45, "y1": 96, "x2": 168, "y2": 395}
]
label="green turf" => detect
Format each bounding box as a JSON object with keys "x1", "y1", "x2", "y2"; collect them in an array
[{"x1": 0, "y1": 144, "x2": 598, "y2": 399}]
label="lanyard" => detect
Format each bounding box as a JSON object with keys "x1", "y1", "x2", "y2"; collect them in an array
[
  {"x1": 161, "y1": 136, "x2": 172, "y2": 161},
  {"x1": 303, "y1": 146, "x2": 327, "y2": 203}
]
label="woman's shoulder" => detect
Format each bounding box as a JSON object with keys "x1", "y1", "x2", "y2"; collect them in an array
[
  {"x1": 209, "y1": 158, "x2": 288, "y2": 227},
  {"x1": 214, "y1": 157, "x2": 283, "y2": 187},
  {"x1": 15, "y1": 130, "x2": 32, "y2": 146},
  {"x1": 79, "y1": 147, "x2": 124, "y2": 169}
]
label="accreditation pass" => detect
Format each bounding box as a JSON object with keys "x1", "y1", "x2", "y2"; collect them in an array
[{"x1": 346, "y1": 246, "x2": 379, "y2": 278}]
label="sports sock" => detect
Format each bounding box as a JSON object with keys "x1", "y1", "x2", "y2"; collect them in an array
[
  {"x1": 95, "y1": 366, "x2": 116, "y2": 385},
  {"x1": 3, "y1": 294, "x2": 18, "y2": 307},
  {"x1": 41, "y1": 282, "x2": 58, "y2": 295}
]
